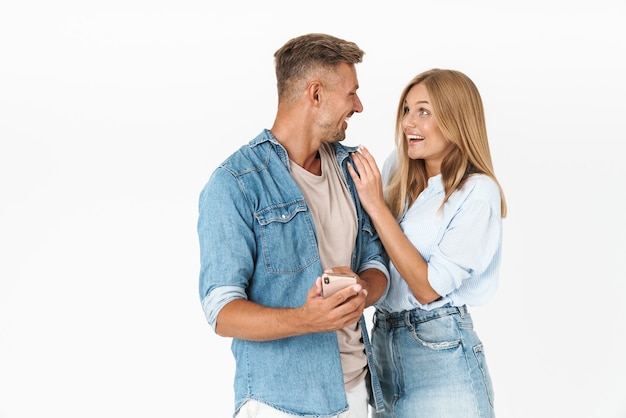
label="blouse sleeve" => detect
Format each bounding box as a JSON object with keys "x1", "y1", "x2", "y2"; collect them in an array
[{"x1": 426, "y1": 179, "x2": 503, "y2": 298}]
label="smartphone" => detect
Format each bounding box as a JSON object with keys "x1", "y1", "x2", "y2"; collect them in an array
[{"x1": 321, "y1": 273, "x2": 357, "y2": 297}]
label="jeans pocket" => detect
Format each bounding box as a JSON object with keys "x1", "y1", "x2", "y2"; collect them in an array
[{"x1": 409, "y1": 314, "x2": 462, "y2": 350}]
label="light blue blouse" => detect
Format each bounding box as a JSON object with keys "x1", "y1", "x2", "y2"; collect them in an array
[{"x1": 376, "y1": 153, "x2": 503, "y2": 313}]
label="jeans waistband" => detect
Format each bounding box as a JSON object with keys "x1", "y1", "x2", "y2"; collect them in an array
[{"x1": 373, "y1": 304, "x2": 468, "y2": 329}]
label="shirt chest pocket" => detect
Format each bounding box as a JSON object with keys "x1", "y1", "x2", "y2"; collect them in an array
[{"x1": 254, "y1": 200, "x2": 320, "y2": 274}]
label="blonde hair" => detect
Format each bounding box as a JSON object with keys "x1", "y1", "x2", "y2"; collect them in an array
[{"x1": 385, "y1": 69, "x2": 507, "y2": 219}]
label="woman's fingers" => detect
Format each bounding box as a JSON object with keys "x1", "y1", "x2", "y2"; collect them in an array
[{"x1": 357, "y1": 145, "x2": 380, "y2": 176}]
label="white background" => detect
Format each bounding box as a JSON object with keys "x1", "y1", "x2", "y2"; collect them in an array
[{"x1": 1, "y1": 1, "x2": 625, "y2": 417}]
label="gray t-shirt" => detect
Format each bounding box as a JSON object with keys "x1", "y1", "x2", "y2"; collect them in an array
[{"x1": 290, "y1": 143, "x2": 367, "y2": 391}]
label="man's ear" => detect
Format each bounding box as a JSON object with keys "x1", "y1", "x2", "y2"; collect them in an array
[{"x1": 307, "y1": 81, "x2": 322, "y2": 105}]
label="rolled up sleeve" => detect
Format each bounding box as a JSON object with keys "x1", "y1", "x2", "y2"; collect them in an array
[
  {"x1": 427, "y1": 199, "x2": 501, "y2": 297},
  {"x1": 197, "y1": 168, "x2": 255, "y2": 329}
]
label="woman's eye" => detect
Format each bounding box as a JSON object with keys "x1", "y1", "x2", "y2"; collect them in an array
[
  {"x1": 419, "y1": 108, "x2": 430, "y2": 116},
  {"x1": 403, "y1": 106, "x2": 410, "y2": 115}
]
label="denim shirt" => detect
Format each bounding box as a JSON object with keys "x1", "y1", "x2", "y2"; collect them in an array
[{"x1": 198, "y1": 129, "x2": 389, "y2": 416}]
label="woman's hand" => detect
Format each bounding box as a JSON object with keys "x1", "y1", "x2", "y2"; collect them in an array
[{"x1": 348, "y1": 145, "x2": 386, "y2": 216}]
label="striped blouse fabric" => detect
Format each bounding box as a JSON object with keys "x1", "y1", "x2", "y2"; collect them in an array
[{"x1": 376, "y1": 154, "x2": 503, "y2": 313}]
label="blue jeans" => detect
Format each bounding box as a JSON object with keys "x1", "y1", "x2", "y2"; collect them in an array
[{"x1": 371, "y1": 305, "x2": 495, "y2": 418}]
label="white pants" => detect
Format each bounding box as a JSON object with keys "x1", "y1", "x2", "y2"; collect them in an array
[{"x1": 235, "y1": 378, "x2": 369, "y2": 417}]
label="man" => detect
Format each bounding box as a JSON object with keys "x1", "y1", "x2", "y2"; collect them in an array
[{"x1": 198, "y1": 33, "x2": 389, "y2": 417}]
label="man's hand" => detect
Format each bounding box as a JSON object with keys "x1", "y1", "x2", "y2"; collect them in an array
[
  {"x1": 215, "y1": 275, "x2": 367, "y2": 341},
  {"x1": 299, "y1": 276, "x2": 367, "y2": 333}
]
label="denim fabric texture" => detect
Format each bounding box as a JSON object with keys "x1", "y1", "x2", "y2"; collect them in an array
[
  {"x1": 235, "y1": 378, "x2": 368, "y2": 418},
  {"x1": 198, "y1": 129, "x2": 389, "y2": 416},
  {"x1": 372, "y1": 305, "x2": 495, "y2": 418}
]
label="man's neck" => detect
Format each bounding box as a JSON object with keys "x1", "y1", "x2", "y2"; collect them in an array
[{"x1": 270, "y1": 129, "x2": 322, "y2": 175}]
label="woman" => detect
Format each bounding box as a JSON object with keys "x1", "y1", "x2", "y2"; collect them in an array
[{"x1": 348, "y1": 69, "x2": 507, "y2": 417}]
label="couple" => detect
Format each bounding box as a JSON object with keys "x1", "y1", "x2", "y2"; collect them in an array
[{"x1": 197, "y1": 33, "x2": 507, "y2": 418}]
